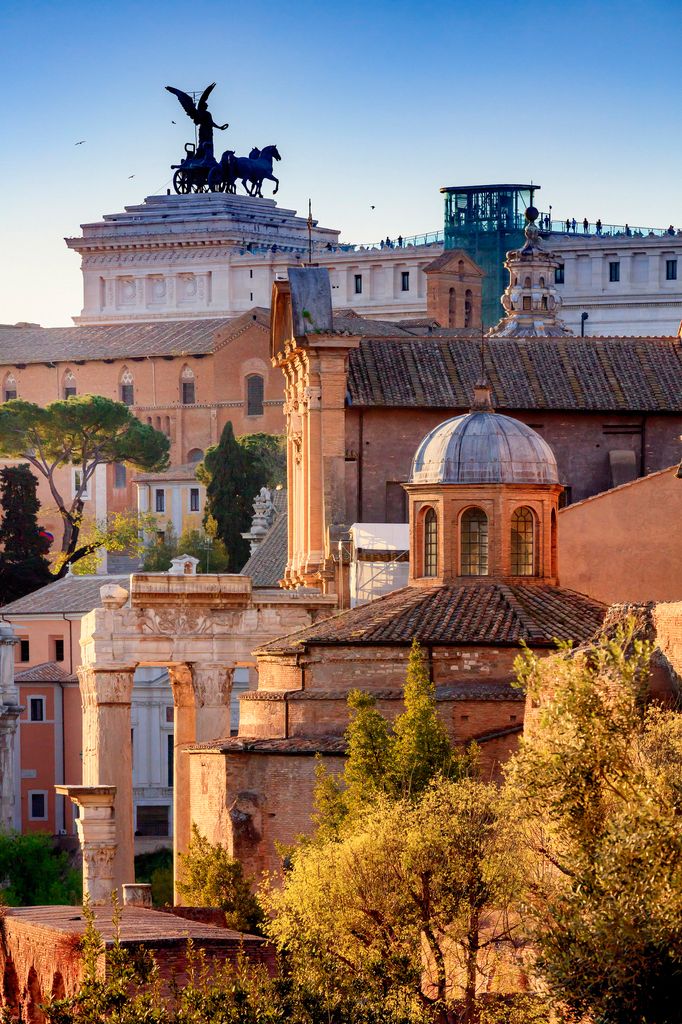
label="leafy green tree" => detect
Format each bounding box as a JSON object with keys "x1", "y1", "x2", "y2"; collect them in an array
[
  {"x1": 0, "y1": 831, "x2": 81, "y2": 906},
  {"x1": 0, "y1": 464, "x2": 52, "y2": 602},
  {"x1": 266, "y1": 778, "x2": 527, "y2": 1024},
  {"x1": 198, "y1": 422, "x2": 266, "y2": 570},
  {"x1": 236, "y1": 432, "x2": 286, "y2": 487},
  {"x1": 507, "y1": 619, "x2": 682, "y2": 1024},
  {"x1": 176, "y1": 824, "x2": 264, "y2": 933},
  {"x1": 314, "y1": 641, "x2": 467, "y2": 838},
  {"x1": 0, "y1": 396, "x2": 169, "y2": 573},
  {"x1": 141, "y1": 523, "x2": 230, "y2": 574}
]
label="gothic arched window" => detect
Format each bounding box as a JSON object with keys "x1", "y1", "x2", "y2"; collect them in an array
[
  {"x1": 423, "y1": 507, "x2": 438, "y2": 577},
  {"x1": 119, "y1": 367, "x2": 134, "y2": 406},
  {"x1": 461, "y1": 507, "x2": 489, "y2": 576},
  {"x1": 181, "y1": 364, "x2": 196, "y2": 405},
  {"x1": 3, "y1": 373, "x2": 17, "y2": 402},
  {"x1": 246, "y1": 374, "x2": 264, "y2": 416},
  {"x1": 511, "y1": 506, "x2": 536, "y2": 576},
  {"x1": 63, "y1": 369, "x2": 77, "y2": 399}
]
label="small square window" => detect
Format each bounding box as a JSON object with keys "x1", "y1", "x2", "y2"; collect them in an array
[
  {"x1": 19, "y1": 639, "x2": 29, "y2": 662},
  {"x1": 29, "y1": 697, "x2": 45, "y2": 722},
  {"x1": 609, "y1": 261, "x2": 620, "y2": 282},
  {"x1": 29, "y1": 792, "x2": 47, "y2": 821},
  {"x1": 554, "y1": 265, "x2": 564, "y2": 284},
  {"x1": 155, "y1": 490, "x2": 165, "y2": 513},
  {"x1": 401, "y1": 271, "x2": 410, "y2": 292},
  {"x1": 190, "y1": 487, "x2": 200, "y2": 512},
  {"x1": 64, "y1": 387, "x2": 77, "y2": 399},
  {"x1": 666, "y1": 259, "x2": 677, "y2": 281},
  {"x1": 4, "y1": 389, "x2": 17, "y2": 402},
  {"x1": 182, "y1": 381, "x2": 195, "y2": 405},
  {"x1": 354, "y1": 274, "x2": 363, "y2": 295}
]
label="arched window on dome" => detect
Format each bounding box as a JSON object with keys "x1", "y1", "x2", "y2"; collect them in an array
[
  {"x1": 460, "y1": 507, "x2": 488, "y2": 576},
  {"x1": 464, "y1": 289, "x2": 473, "y2": 328},
  {"x1": 3, "y1": 373, "x2": 17, "y2": 402},
  {"x1": 423, "y1": 507, "x2": 438, "y2": 577},
  {"x1": 524, "y1": 276, "x2": 532, "y2": 288},
  {"x1": 119, "y1": 367, "x2": 134, "y2": 406},
  {"x1": 63, "y1": 369, "x2": 77, "y2": 399},
  {"x1": 181, "y1": 365, "x2": 196, "y2": 405},
  {"x1": 246, "y1": 374, "x2": 264, "y2": 416},
  {"x1": 511, "y1": 506, "x2": 536, "y2": 576}
]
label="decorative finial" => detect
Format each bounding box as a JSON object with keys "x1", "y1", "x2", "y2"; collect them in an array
[{"x1": 471, "y1": 333, "x2": 494, "y2": 412}]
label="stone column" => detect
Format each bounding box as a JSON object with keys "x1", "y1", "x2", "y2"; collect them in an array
[
  {"x1": 56, "y1": 786, "x2": 116, "y2": 905},
  {"x1": 168, "y1": 662, "x2": 232, "y2": 900},
  {"x1": 0, "y1": 624, "x2": 21, "y2": 831},
  {"x1": 78, "y1": 667, "x2": 135, "y2": 893}
]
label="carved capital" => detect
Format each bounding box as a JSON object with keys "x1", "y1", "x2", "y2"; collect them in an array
[
  {"x1": 191, "y1": 663, "x2": 233, "y2": 707},
  {"x1": 78, "y1": 667, "x2": 135, "y2": 707}
]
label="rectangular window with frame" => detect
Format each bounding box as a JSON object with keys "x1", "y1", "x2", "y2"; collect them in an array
[
  {"x1": 73, "y1": 469, "x2": 90, "y2": 501},
  {"x1": 51, "y1": 637, "x2": 64, "y2": 662},
  {"x1": 28, "y1": 791, "x2": 48, "y2": 821},
  {"x1": 167, "y1": 734, "x2": 174, "y2": 787},
  {"x1": 666, "y1": 259, "x2": 677, "y2": 281},
  {"x1": 120, "y1": 384, "x2": 134, "y2": 406},
  {"x1": 136, "y1": 804, "x2": 170, "y2": 837},
  {"x1": 114, "y1": 463, "x2": 127, "y2": 489},
  {"x1": 554, "y1": 265, "x2": 565, "y2": 284},
  {"x1": 401, "y1": 271, "x2": 410, "y2": 292},
  {"x1": 609, "y1": 261, "x2": 620, "y2": 282},
  {"x1": 64, "y1": 386, "x2": 77, "y2": 399},
  {"x1": 182, "y1": 381, "x2": 195, "y2": 405},
  {"x1": 19, "y1": 639, "x2": 29, "y2": 662},
  {"x1": 155, "y1": 490, "x2": 165, "y2": 513},
  {"x1": 29, "y1": 696, "x2": 45, "y2": 722},
  {"x1": 354, "y1": 274, "x2": 363, "y2": 295},
  {"x1": 189, "y1": 487, "x2": 200, "y2": 512}
]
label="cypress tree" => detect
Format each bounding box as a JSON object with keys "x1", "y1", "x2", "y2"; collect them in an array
[
  {"x1": 202, "y1": 422, "x2": 266, "y2": 570},
  {"x1": 0, "y1": 464, "x2": 52, "y2": 603}
]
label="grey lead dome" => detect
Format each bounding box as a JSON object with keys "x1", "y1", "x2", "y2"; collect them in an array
[{"x1": 410, "y1": 410, "x2": 560, "y2": 485}]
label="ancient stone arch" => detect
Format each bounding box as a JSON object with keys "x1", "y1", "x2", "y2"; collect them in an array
[{"x1": 71, "y1": 573, "x2": 333, "y2": 899}]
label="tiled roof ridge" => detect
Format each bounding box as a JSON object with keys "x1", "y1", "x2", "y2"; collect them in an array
[
  {"x1": 559, "y1": 464, "x2": 680, "y2": 512},
  {"x1": 14, "y1": 661, "x2": 76, "y2": 682},
  {"x1": 212, "y1": 308, "x2": 270, "y2": 353},
  {"x1": 497, "y1": 583, "x2": 549, "y2": 643}
]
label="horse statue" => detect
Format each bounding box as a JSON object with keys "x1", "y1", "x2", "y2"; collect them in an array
[
  {"x1": 234, "y1": 145, "x2": 281, "y2": 197},
  {"x1": 206, "y1": 144, "x2": 281, "y2": 197}
]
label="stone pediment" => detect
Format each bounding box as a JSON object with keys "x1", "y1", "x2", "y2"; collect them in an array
[{"x1": 423, "y1": 249, "x2": 485, "y2": 277}]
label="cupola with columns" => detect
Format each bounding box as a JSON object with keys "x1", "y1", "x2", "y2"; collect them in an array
[
  {"x1": 488, "y1": 206, "x2": 572, "y2": 337},
  {"x1": 405, "y1": 383, "x2": 563, "y2": 586}
]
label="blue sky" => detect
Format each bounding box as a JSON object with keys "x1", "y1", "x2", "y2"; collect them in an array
[{"x1": 1, "y1": 0, "x2": 680, "y2": 326}]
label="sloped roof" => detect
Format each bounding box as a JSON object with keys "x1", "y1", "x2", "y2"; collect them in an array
[
  {"x1": 14, "y1": 661, "x2": 77, "y2": 682},
  {"x1": 347, "y1": 335, "x2": 682, "y2": 412},
  {"x1": 257, "y1": 582, "x2": 606, "y2": 653},
  {"x1": 0, "y1": 319, "x2": 232, "y2": 365},
  {"x1": 1, "y1": 575, "x2": 127, "y2": 615},
  {"x1": 240, "y1": 489, "x2": 288, "y2": 586}
]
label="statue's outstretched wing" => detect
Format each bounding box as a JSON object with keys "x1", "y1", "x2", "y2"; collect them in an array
[
  {"x1": 165, "y1": 86, "x2": 197, "y2": 120},
  {"x1": 198, "y1": 82, "x2": 216, "y2": 112}
]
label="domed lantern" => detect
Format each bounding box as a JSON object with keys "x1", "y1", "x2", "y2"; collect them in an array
[{"x1": 405, "y1": 385, "x2": 563, "y2": 585}]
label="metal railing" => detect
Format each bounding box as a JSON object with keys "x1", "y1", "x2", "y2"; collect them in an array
[{"x1": 535, "y1": 216, "x2": 679, "y2": 239}]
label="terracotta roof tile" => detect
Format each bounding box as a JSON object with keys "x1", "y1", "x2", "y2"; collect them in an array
[
  {"x1": 257, "y1": 583, "x2": 606, "y2": 653},
  {"x1": 0, "y1": 319, "x2": 232, "y2": 366},
  {"x1": 348, "y1": 336, "x2": 682, "y2": 412},
  {"x1": 1, "y1": 574, "x2": 127, "y2": 614},
  {"x1": 14, "y1": 661, "x2": 77, "y2": 682}
]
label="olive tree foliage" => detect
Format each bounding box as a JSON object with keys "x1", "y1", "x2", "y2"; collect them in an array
[
  {"x1": 176, "y1": 824, "x2": 263, "y2": 933},
  {"x1": 0, "y1": 397, "x2": 169, "y2": 573},
  {"x1": 265, "y1": 779, "x2": 527, "y2": 1024},
  {"x1": 507, "y1": 618, "x2": 682, "y2": 1024}
]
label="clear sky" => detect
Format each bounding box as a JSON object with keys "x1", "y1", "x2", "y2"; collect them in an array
[{"x1": 1, "y1": 0, "x2": 680, "y2": 326}]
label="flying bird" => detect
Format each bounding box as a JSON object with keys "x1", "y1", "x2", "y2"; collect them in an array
[
  {"x1": 128, "y1": 175, "x2": 135, "y2": 179},
  {"x1": 370, "y1": 205, "x2": 375, "y2": 210},
  {"x1": 171, "y1": 120, "x2": 176, "y2": 124},
  {"x1": 75, "y1": 140, "x2": 86, "y2": 145}
]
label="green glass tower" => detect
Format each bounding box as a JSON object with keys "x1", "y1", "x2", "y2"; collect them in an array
[{"x1": 441, "y1": 184, "x2": 537, "y2": 328}]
